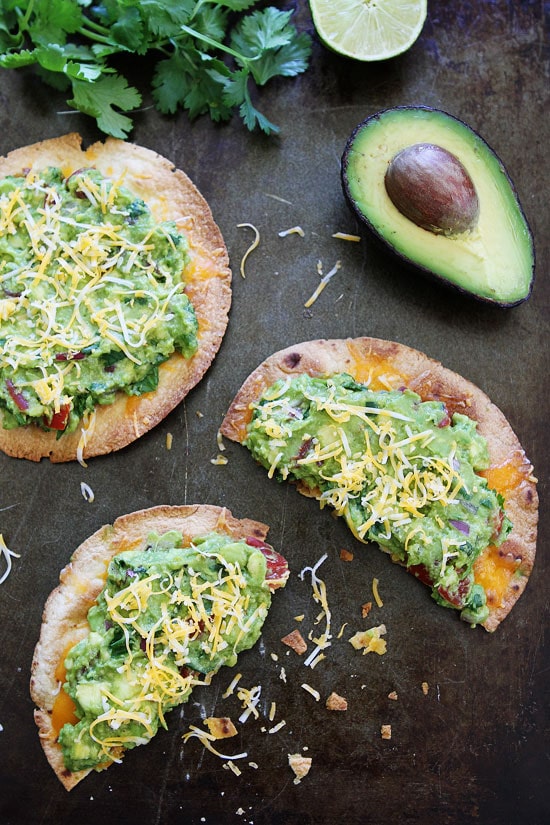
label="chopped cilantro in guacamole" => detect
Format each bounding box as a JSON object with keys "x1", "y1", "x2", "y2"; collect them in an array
[{"x1": 0, "y1": 167, "x2": 198, "y2": 434}]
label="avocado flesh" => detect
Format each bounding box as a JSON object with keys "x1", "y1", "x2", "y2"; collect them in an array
[{"x1": 342, "y1": 107, "x2": 534, "y2": 306}]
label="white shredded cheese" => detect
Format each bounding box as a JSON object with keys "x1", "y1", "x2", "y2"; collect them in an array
[
  {"x1": 278, "y1": 226, "x2": 305, "y2": 238},
  {"x1": 80, "y1": 481, "x2": 95, "y2": 503},
  {"x1": 301, "y1": 683, "x2": 321, "y2": 702},
  {"x1": 299, "y1": 554, "x2": 333, "y2": 667},
  {"x1": 304, "y1": 260, "x2": 342, "y2": 308},
  {"x1": 0, "y1": 534, "x2": 20, "y2": 585}
]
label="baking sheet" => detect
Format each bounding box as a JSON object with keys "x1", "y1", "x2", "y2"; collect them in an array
[{"x1": 0, "y1": 2, "x2": 548, "y2": 823}]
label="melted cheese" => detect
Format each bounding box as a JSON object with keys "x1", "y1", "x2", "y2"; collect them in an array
[{"x1": 473, "y1": 545, "x2": 519, "y2": 608}]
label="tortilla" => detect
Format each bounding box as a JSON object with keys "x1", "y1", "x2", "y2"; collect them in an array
[
  {"x1": 0, "y1": 133, "x2": 231, "y2": 462},
  {"x1": 220, "y1": 337, "x2": 538, "y2": 630},
  {"x1": 30, "y1": 504, "x2": 276, "y2": 790}
]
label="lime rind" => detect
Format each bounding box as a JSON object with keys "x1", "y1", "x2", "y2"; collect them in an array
[{"x1": 309, "y1": 0, "x2": 428, "y2": 61}]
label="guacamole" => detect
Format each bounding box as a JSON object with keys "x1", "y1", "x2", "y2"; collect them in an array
[
  {"x1": 245, "y1": 373, "x2": 512, "y2": 624},
  {"x1": 58, "y1": 530, "x2": 274, "y2": 772},
  {"x1": 0, "y1": 166, "x2": 198, "y2": 434}
]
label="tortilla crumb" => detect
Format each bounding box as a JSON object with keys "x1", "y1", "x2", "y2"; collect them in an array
[
  {"x1": 204, "y1": 717, "x2": 238, "y2": 740},
  {"x1": 281, "y1": 629, "x2": 307, "y2": 655},
  {"x1": 326, "y1": 692, "x2": 348, "y2": 711},
  {"x1": 381, "y1": 724, "x2": 392, "y2": 740},
  {"x1": 388, "y1": 690, "x2": 398, "y2": 701},
  {"x1": 422, "y1": 681, "x2": 429, "y2": 695},
  {"x1": 165, "y1": 432, "x2": 173, "y2": 450},
  {"x1": 288, "y1": 753, "x2": 312, "y2": 784},
  {"x1": 340, "y1": 548, "x2": 354, "y2": 561},
  {"x1": 361, "y1": 601, "x2": 372, "y2": 618}
]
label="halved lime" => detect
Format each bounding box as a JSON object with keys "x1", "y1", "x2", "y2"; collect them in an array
[{"x1": 309, "y1": 0, "x2": 428, "y2": 61}]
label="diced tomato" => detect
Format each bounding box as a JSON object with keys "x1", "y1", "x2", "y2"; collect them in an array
[
  {"x1": 6, "y1": 379, "x2": 29, "y2": 411},
  {"x1": 407, "y1": 563, "x2": 433, "y2": 587},
  {"x1": 438, "y1": 405, "x2": 452, "y2": 427},
  {"x1": 246, "y1": 536, "x2": 289, "y2": 588},
  {"x1": 43, "y1": 403, "x2": 70, "y2": 431},
  {"x1": 437, "y1": 575, "x2": 472, "y2": 608}
]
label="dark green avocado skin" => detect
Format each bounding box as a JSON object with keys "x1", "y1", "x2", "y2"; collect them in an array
[{"x1": 341, "y1": 106, "x2": 535, "y2": 307}]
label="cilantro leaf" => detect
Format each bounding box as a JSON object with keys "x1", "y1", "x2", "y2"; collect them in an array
[
  {"x1": 247, "y1": 33, "x2": 312, "y2": 85},
  {"x1": 0, "y1": 0, "x2": 311, "y2": 135},
  {"x1": 231, "y1": 8, "x2": 298, "y2": 57},
  {"x1": 28, "y1": 0, "x2": 84, "y2": 47},
  {"x1": 68, "y1": 75, "x2": 142, "y2": 139},
  {"x1": 211, "y1": 0, "x2": 258, "y2": 10},
  {"x1": 222, "y1": 68, "x2": 279, "y2": 135},
  {"x1": 141, "y1": 0, "x2": 196, "y2": 38},
  {"x1": 151, "y1": 51, "x2": 190, "y2": 115}
]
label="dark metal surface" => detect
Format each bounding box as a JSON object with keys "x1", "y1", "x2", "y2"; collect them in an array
[{"x1": 0, "y1": 2, "x2": 548, "y2": 824}]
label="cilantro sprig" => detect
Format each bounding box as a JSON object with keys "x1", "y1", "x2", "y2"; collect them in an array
[{"x1": 0, "y1": 0, "x2": 311, "y2": 138}]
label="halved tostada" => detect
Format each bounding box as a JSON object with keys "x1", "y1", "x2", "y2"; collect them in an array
[{"x1": 220, "y1": 337, "x2": 538, "y2": 631}]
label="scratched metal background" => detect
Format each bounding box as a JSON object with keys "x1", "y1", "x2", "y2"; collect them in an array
[{"x1": 0, "y1": 2, "x2": 548, "y2": 824}]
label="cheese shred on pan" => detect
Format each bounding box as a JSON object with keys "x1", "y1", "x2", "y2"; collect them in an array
[
  {"x1": 0, "y1": 534, "x2": 20, "y2": 585},
  {"x1": 299, "y1": 554, "x2": 333, "y2": 668},
  {"x1": 237, "y1": 223, "x2": 260, "y2": 279},
  {"x1": 304, "y1": 260, "x2": 341, "y2": 308}
]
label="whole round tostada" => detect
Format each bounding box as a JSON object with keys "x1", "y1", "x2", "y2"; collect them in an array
[
  {"x1": 0, "y1": 133, "x2": 231, "y2": 462},
  {"x1": 220, "y1": 337, "x2": 538, "y2": 631},
  {"x1": 30, "y1": 504, "x2": 288, "y2": 790}
]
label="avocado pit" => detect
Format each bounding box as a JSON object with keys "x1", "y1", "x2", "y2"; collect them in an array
[{"x1": 384, "y1": 143, "x2": 479, "y2": 236}]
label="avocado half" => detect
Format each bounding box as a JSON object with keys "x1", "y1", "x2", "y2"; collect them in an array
[{"x1": 341, "y1": 106, "x2": 535, "y2": 306}]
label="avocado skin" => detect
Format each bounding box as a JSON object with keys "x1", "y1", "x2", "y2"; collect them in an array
[{"x1": 341, "y1": 106, "x2": 535, "y2": 307}]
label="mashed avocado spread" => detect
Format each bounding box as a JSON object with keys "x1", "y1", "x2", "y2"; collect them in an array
[
  {"x1": 245, "y1": 373, "x2": 512, "y2": 624},
  {"x1": 59, "y1": 531, "x2": 274, "y2": 772},
  {"x1": 0, "y1": 167, "x2": 198, "y2": 433}
]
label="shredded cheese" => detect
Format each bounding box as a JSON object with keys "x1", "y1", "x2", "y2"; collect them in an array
[
  {"x1": 251, "y1": 378, "x2": 467, "y2": 560},
  {"x1": 237, "y1": 684, "x2": 262, "y2": 723},
  {"x1": 299, "y1": 554, "x2": 333, "y2": 667},
  {"x1": 0, "y1": 534, "x2": 20, "y2": 585},
  {"x1": 80, "y1": 481, "x2": 95, "y2": 503},
  {"x1": 182, "y1": 724, "x2": 248, "y2": 761},
  {"x1": 372, "y1": 577, "x2": 383, "y2": 608},
  {"x1": 304, "y1": 260, "x2": 341, "y2": 308},
  {"x1": 301, "y1": 683, "x2": 320, "y2": 702},
  {"x1": 237, "y1": 223, "x2": 260, "y2": 278},
  {"x1": 79, "y1": 545, "x2": 267, "y2": 762},
  {"x1": 0, "y1": 169, "x2": 191, "y2": 426},
  {"x1": 332, "y1": 232, "x2": 361, "y2": 242},
  {"x1": 278, "y1": 226, "x2": 305, "y2": 238}
]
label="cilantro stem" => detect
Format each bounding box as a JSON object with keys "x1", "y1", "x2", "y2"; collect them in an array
[
  {"x1": 78, "y1": 26, "x2": 121, "y2": 47},
  {"x1": 179, "y1": 24, "x2": 251, "y2": 67},
  {"x1": 80, "y1": 18, "x2": 114, "y2": 39}
]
